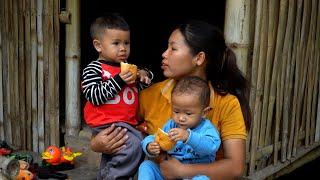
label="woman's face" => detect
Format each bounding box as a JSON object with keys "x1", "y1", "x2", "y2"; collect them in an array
[{"x1": 161, "y1": 29, "x2": 197, "y2": 79}]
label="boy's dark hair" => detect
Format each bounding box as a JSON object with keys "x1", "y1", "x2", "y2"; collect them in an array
[
  {"x1": 172, "y1": 76, "x2": 210, "y2": 108},
  {"x1": 90, "y1": 13, "x2": 130, "y2": 40}
]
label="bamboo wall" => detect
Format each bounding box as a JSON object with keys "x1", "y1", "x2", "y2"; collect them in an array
[
  {"x1": 246, "y1": 0, "x2": 320, "y2": 178},
  {"x1": 0, "y1": 0, "x2": 60, "y2": 153},
  {"x1": 0, "y1": 0, "x2": 320, "y2": 178}
]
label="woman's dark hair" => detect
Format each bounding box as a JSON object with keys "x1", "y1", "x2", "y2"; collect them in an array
[{"x1": 177, "y1": 20, "x2": 251, "y2": 129}]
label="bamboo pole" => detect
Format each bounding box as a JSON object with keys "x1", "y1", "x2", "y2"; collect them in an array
[
  {"x1": 24, "y1": 0, "x2": 32, "y2": 150},
  {"x1": 30, "y1": 0, "x2": 38, "y2": 152},
  {"x1": 224, "y1": 0, "x2": 251, "y2": 169},
  {"x1": 13, "y1": 0, "x2": 21, "y2": 148},
  {"x1": 255, "y1": 0, "x2": 269, "y2": 170},
  {"x1": 249, "y1": 0, "x2": 262, "y2": 115},
  {"x1": 282, "y1": 1, "x2": 301, "y2": 161},
  {"x1": 13, "y1": 0, "x2": 20, "y2": 145},
  {"x1": 314, "y1": 0, "x2": 320, "y2": 143},
  {"x1": 18, "y1": 0, "x2": 26, "y2": 149},
  {"x1": 249, "y1": 0, "x2": 264, "y2": 174},
  {"x1": 293, "y1": 0, "x2": 311, "y2": 156},
  {"x1": 280, "y1": 0, "x2": 296, "y2": 162},
  {"x1": 65, "y1": 0, "x2": 81, "y2": 136},
  {"x1": 0, "y1": 0, "x2": 4, "y2": 140},
  {"x1": 269, "y1": 0, "x2": 288, "y2": 164},
  {"x1": 256, "y1": 0, "x2": 269, "y2": 148},
  {"x1": 262, "y1": 0, "x2": 278, "y2": 147},
  {"x1": 46, "y1": 0, "x2": 59, "y2": 146},
  {"x1": 305, "y1": 0, "x2": 317, "y2": 147},
  {"x1": 301, "y1": 89, "x2": 308, "y2": 134},
  {"x1": 245, "y1": 0, "x2": 256, "y2": 165},
  {"x1": 316, "y1": 53, "x2": 320, "y2": 142},
  {"x1": 2, "y1": 0, "x2": 10, "y2": 143},
  {"x1": 43, "y1": 0, "x2": 50, "y2": 148},
  {"x1": 224, "y1": 0, "x2": 250, "y2": 74},
  {"x1": 37, "y1": 0, "x2": 44, "y2": 153},
  {"x1": 287, "y1": 0, "x2": 303, "y2": 159},
  {"x1": 10, "y1": 0, "x2": 17, "y2": 146},
  {"x1": 309, "y1": 16, "x2": 319, "y2": 143},
  {"x1": 53, "y1": 0, "x2": 60, "y2": 146},
  {"x1": 310, "y1": 46, "x2": 318, "y2": 144}
]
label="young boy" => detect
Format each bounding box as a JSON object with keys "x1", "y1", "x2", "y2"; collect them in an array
[
  {"x1": 81, "y1": 13, "x2": 152, "y2": 179},
  {"x1": 138, "y1": 76, "x2": 221, "y2": 180}
]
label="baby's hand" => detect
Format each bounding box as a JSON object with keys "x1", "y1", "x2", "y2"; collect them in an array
[
  {"x1": 137, "y1": 69, "x2": 151, "y2": 84},
  {"x1": 147, "y1": 142, "x2": 161, "y2": 156},
  {"x1": 168, "y1": 128, "x2": 189, "y2": 142},
  {"x1": 119, "y1": 71, "x2": 136, "y2": 84}
]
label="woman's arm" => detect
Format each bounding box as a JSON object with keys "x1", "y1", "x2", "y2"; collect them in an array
[
  {"x1": 160, "y1": 139, "x2": 246, "y2": 179},
  {"x1": 90, "y1": 124, "x2": 129, "y2": 154}
]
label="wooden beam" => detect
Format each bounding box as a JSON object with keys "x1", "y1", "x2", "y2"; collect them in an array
[
  {"x1": 246, "y1": 142, "x2": 320, "y2": 179},
  {"x1": 272, "y1": 144, "x2": 320, "y2": 178},
  {"x1": 224, "y1": 0, "x2": 250, "y2": 74},
  {"x1": 0, "y1": 0, "x2": 4, "y2": 140},
  {"x1": 65, "y1": 0, "x2": 81, "y2": 136},
  {"x1": 36, "y1": 0, "x2": 44, "y2": 153}
]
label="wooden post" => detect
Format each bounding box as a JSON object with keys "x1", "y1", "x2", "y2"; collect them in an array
[
  {"x1": 262, "y1": 0, "x2": 278, "y2": 147},
  {"x1": 1, "y1": 0, "x2": 11, "y2": 143},
  {"x1": 0, "y1": 0, "x2": 4, "y2": 140},
  {"x1": 293, "y1": 0, "x2": 311, "y2": 156},
  {"x1": 280, "y1": 0, "x2": 296, "y2": 162},
  {"x1": 37, "y1": 0, "x2": 44, "y2": 152},
  {"x1": 316, "y1": 63, "x2": 320, "y2": 141},
  {"x1": 315, "y1": 0, "x2": 320, "y2": 143},
  {"x1": 248, "y1": 0, "x2": 263, "y2": 174},
  {"x1": 287, "y1": 0, "x2": 303, "y2": 159},
  {"x1": 304, "y1": 0, "x2": 317, "y2": 147},
  {"x1": 18, "y1": 0, "x2": 26, "y2": 150},
  {"x1": 65, "y1": 0, "x2": 81, "y2": 136},
  {"x1": 31, "y1": 0, "x2": 38, "y2": 153},
  {"x1": 224, "y1": 0, "x2": 250, "y2": 74},
  {"x1": 24, "y1": 0, "x2": 32, "y2": 150},
  {"x1": 269, "y1": 0, "x2": 288, "y2": 164}
]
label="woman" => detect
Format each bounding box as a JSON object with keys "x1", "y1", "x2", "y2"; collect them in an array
[{"x1": 90, "y1": 20, "x2": 251, "y2": 179}]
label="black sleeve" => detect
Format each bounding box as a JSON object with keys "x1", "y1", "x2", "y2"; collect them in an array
[{"x1": 81, "y1": 61, "x2": 126, "y2": 106}]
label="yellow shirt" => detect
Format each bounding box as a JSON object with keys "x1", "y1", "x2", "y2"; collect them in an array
[{"x1": 139, "y1": 78, "x2": 247, "y2": 140}]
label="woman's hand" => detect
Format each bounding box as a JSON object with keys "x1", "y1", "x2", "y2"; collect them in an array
[
  {"x1": 90, "y1": 124, "x2": 129, "y2": 154},
  {"x1": 160, "y1": 156, "x2": 183, "y2": 179}
]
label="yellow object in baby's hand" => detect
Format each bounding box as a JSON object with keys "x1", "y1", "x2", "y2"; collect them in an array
[{"x1": 155, "y1": 128, "x2": 176, "y2": 151}]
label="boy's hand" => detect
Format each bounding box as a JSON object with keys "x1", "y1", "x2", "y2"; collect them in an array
[
  {"x1": 119, "y1": 71, "x2": 136, "y2": 84},
  {"x1": 168, "y1": 128, "x2": 189, "y2": 142},
  {"x1": 147, "y1": 142, "x2": 161, "y2": 156},
  {"x1": 137, "y1": 69, "x2": 151, "y2": 84}
]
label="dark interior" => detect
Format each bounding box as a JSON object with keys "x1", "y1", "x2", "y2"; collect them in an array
[
  {"x1": 59, "y1": 1, "x2": 226, "y2": 136},
  {"x1": 81, "y1": 0, "x2": 226, "y2": 82}
]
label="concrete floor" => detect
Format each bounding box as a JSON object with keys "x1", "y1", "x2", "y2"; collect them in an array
[{"x1": 62, "y1": 164, "x2": 98, "y2": 180}]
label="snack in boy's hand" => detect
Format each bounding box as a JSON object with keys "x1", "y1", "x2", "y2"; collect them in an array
[
  {"x1": 120, "y1": 62, "x2": 138, "y2": 80},
  {"x1": 155, "y1": 128, "x2": 176, "y2": 151}
]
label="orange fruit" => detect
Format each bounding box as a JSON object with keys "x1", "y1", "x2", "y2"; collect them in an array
[{"x1": 155, "y1": 128, "x2": 176, "y2": 151}]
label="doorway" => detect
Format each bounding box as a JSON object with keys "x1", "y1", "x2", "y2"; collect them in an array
[{"x1": 81, "y1": 0, "x2": 226, "y2": 82}]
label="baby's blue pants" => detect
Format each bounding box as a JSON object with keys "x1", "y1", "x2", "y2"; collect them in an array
[{"x1": 138, "y1": 160, "x2": 210, "y2": 180}]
